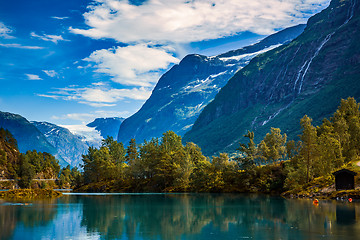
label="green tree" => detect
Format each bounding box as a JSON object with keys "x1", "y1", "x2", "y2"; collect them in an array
[
  {"x1": 18, "y1": 155, "x2": 35, "y2": 188},
  {"x1": 102, "y1": 137, "x2": 126, "y2": 178},
  {"x1": 258, "y1": 128, "x2": 287, "y2": 164},
  {"x1": 331, "y1": 97, "x2": 360, "y2": 161},
  {"x1": 236, "y1": 131, "x2": 258, "y2": 169},
  {"x1": 298, "y1": 115, "x2": 319, "y2": 183}
]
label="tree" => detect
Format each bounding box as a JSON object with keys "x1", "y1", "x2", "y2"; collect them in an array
[
  {"x1": 331, "y1": 97, "x2": 360, "y2": 161},
  {"x1": 236, "y1": 131, "x2": 258, "y2": 169},
  {"x1": 298, "y1": 115, "x2": 319, "y2": 183},
  {"x1": 126, "y1": 139, "x2": 138, "y2": 165},
  {"x1": 286, "y1": 140, "x2": 298, "y2": 160},
  {"x1": 139, "y1": 138, "x2": 160, "y2": 179},
  {"x1": 126, "y1": 138, "x2": 140, "y2": 179},
  {"x1": 258, "y1": 128, "x2": 287, "y2": 164},
  {"x1": 18, "y1": 155, "x2": 35, "y2": 188},
  {"x1": 102, "y1": 137, "x2": 126, "y2": 178}
]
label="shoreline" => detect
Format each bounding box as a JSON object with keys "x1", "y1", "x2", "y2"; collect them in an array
[{"x1": 0, "y1": 189, "x2": 62, "y2": 201}]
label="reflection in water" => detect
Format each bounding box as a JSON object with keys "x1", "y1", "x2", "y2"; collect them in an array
[
  {"x1": 336, "y1": 205, "x2": 356, "y2": 225},
  {"x1": 0, "y1": 194, "x2": 360, "y2": 240}
]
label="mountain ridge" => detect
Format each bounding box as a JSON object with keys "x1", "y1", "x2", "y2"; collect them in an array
[
  {"x1": 183, "y1": 0, "x2": 360, "y2": 156},
  {"x1": 117, "y1": 24, "x2": 306, "y2": 145}
]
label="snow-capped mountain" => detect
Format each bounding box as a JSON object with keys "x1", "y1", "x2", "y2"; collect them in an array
[
  {"x1": 184, "y1": 0, "x2": 360, "y2": 156},
  {"x1": 32, "y1": 121, "x2": 92, "y2": 167},
  {"x1": 117, "y1": 24, "x2": 306, "y2": 145}
]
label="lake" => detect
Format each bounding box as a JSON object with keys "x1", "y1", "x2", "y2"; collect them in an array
[{"x1": 0, "y1": 193, "x2": 359, "y2": 240}]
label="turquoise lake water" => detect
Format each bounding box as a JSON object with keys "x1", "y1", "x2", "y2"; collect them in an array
[{"x1": 0, "y1": 193, "x2": 359, "y2": 240}]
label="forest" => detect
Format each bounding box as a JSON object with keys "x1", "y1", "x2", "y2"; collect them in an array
[
  {"x1": 67, "y1": 97, "x2": 360, "y2": 193},
  {"x1": 1, "y1": 97, "x2": 360, "y2": 194}
]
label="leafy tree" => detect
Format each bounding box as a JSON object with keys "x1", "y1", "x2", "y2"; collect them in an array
[
  {"x1": 298, "y1": 115, "x2": 319, "y2": 183},
  {"x1": 59, "y1": 165, "x2": 72, "y2": 188},
  {"x1": 286, "y1": 140, "x2": 298, "y2": 160},
  {"x1": 258, "y1": 128, "x2": 287, "y2": 164},
  {"x1": 331, "y1": 97, "x2": 360, "y2": 161},
  {"x1": 18, "y1": 155, "x2": 35, "y2": 188},
  {"x1": 236, "y1": 131, "x2": 258, "y2": 169},
  {"x1": 139, "y1": 138, "x2": 160, "y2": 179},
  {"x1": 102, "y1": 137, "x2": 126, "y2": 178},
  {"x1": 210, "y1": 153, "x2": 237, "y2": 192}
]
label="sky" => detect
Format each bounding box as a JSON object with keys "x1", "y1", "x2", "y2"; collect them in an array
[{"x1": 0, "y1": 0, "x2": 331, "y2": 128}]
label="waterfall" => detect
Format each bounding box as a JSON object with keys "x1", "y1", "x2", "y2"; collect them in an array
[
  {"x1": 294, "y1": 0, "x2": 356, "y2": 94},
  {"x1": 297, "y1": 33, "x2": 333, "y2": 93}
]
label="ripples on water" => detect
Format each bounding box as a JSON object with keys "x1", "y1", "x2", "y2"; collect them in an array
[{"x1": 0, "y1": 193, "x2": 359, "y2": 240}]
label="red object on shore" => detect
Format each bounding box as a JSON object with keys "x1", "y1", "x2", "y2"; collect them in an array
[
  {"x1": 313, "y1": 199, "x2": 319, "y2": 205},
  {"x1": 348, "y1": 198, "x2": 353, "y2": 203}
]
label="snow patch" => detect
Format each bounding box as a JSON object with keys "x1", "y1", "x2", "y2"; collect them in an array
[
  {"x1": 61, "y1": 124, "x2": 102, "y2": 144},
  {"x1": 219, "y1": 44, "x2": 282, "y2": 62}
]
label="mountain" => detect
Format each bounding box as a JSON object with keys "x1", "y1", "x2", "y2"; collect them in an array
[
  {"x1": 117, "y1": 24, "x2": 306, "y2": 145},
  {"x1": 31, "y1": 121, "x2": 89, "y2": 167},
  {"x1": 87, "y1": 117, "x2": 124, "y2": 139},
  {"x1": 184, "y1": 0, "x2": 360, "y2": 156},
  {"x1": 0, "y1": 111, "x2": 59, "y2": 157}
]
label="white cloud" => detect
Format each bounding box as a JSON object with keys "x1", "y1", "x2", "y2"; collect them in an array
[
  {"x1": 43, "y1": 70, "x2": 58, "y2": 78},
  {"x1": 38, "y1": 85, "x2": 152, "y2": 106},
  {"x1": 31, "y1": 32, "x2": 68, "y2": 44},
  {"x1": 0, "y1": 43, "x2": 44, "y2": 49},
  {"x1": 37, "y1": 94, "x2": 60, "y2": 99},
  {"x1": 84, "y1": 44, "x2": 179, "y2": 86},
  {"x1": 0, "y1": 22, "x2": 14, "y2": 39},
  {"x1": 70, "y1": 0, "x2": 330, "y2": 43},
  {"x1": 53, "y1": 113, "x2": 95, "y2": 122},
  {"x1": 25, "y1": 74, "x2": 42, "y2": 80},
  {"x1": 51, "y1": 16, "x2": 69, "y2": 20},
  {"x1": 71, "y1": 0, "x2": 330, "y2": 89},
  {"x1": 53, "y1": 110, "x2": 129, "y2": 122}
]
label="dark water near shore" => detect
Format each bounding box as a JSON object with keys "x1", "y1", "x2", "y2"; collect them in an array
[{"x1": 0, "y1": 193, "x2": 359, "y2": 240}]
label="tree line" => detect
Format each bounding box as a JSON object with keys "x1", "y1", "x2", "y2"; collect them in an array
[
  {"x1": 0, "y1": 128, "x2": 61, "y2": 188},
  {"x1": 1, "y1": 97, "x2": 359, "y2": 192},
  {"x1": 70, "y1": 97, "x2": 360, "y2": 193}
]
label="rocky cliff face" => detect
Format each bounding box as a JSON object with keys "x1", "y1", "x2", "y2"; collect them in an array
[
  {"x1": 184, "y1": 0, "x2": 360, "y2": 156},
  {"x1": 117, "y1": 25, "x2": 306, "y2": 145}
]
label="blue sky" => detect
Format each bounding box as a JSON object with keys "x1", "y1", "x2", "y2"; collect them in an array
[{"x1": 0, "y1": 0, "x2": 330, "y2": 128}]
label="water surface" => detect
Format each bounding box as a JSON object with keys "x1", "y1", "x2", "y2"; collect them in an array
[{"x1": 0, "y1": 193, "x2": 359, "y2": 240}]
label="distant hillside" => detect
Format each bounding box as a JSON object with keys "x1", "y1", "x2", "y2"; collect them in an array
[
  {"x1": 0, "y1": 111, "x2": 58, "y2": 157},
  {"x1": 184, "y1": 0, "x2": 360, "y2": 156},
  {"x1": 117, "y1": 24, "x2": 306, "y2": 145},
  {"x1": 32, "y1": 121, "x2": 89, "y2": 167}
]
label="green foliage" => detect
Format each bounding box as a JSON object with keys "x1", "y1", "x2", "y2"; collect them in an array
[
  {"x1": 285, "y1": 97, "x2": 360, "y2": 190},
  {"x1": 23, "y1": 150, "x2": 60, "y2": 179},
  {"x1": 236, "y1": 131, "x2": 258, "y2": 169},
  {"x1": 18, "y1": 155, "x2": 35, "y2": 188},
  {"x1": 258, "y1": 128, "x2": 287, "y2": 164},
  {"x1": 0, "y1": 127, "x2": 18, "y2": 149},
  {"x1": 58, "y1": 165, "x2": 82, "y2": 189},
  {"x1": 75, "y1": 98, "x2": 360, "y2": 194}
]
